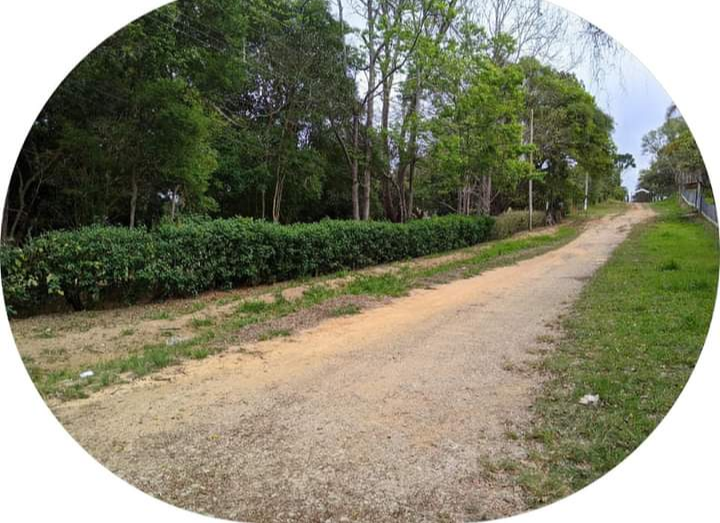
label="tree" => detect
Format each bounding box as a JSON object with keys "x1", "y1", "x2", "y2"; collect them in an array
[
  {"x1": 2, "y1": 0, "x2": 629, "y2": 243},
  {"x1": 638, "y1": 106, "x2": 708, "y2": 198},
  {"x1": 519, "y1": 58, "x2": 616, "y2": 221},
  {"x1": 472, "y1": 0, "x2": 570, "y2": 66},
  {"x1": 421, "y1": 20, "x2": 529, "y2": 216}
]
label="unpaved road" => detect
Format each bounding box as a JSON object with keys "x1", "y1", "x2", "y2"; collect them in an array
[{"x1": 50, "y1": 206, "x2": 653, "y2": 522}]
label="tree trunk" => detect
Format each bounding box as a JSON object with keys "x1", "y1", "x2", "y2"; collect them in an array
[
  {"x1": 8, "y1": 176, "x2": 26, "y2": 241},
  {"x1": 351, "y1": 114, "x2": 360, "y2": 220},
  {"x1": 103, "y1": 171, "x2": 111, "y2": 223},
  {"x1": 406, "y1": 163, "x2": 415, "y2": 220},
  {"x1": 380, "y1": 78, "x2": 396, "y2": 221},
  {"x1": 129, "y1": 173, "x2": 138, "y2": 229},
  {"x1": 338, "y1": 0, "x2": 359, "y2": 221},
  {"x1": 170, "y1": 184, "x2": 180, "y2": 221},
  {"x1": 403, "y1": 68, "x2": 422, "y2": 223},
  {"x1": 396, "y1": 165, "x2": 407, "y2": 222},
  {"x1": 528, "y1": 108, "x2": 534, "y2": 230},
  {"x1": 478, "y1": 175, "x2": 492, "y2": 215},
  {"x1": 272, "y1": 165, "x2": 285, "y2": 224},
  {"x1": 362, "y1": 0, "x2": 376, "y2": 221},
  {"x1": 1, "y1": 194, "x2": 10, "y2": 243},
  {"x1": 261, "y1": 187, "x2": 266, "y2": 220}
]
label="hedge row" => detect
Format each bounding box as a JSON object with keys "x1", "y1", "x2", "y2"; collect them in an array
[{"x1": 0, "y1": 215, "x2": 494, "y2": 315}]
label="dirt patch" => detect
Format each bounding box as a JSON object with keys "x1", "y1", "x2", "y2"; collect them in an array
[{"x1": 45, "y1": 206, "x2": 653, "y2": 521}]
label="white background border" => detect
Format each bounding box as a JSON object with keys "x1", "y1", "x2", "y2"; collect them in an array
[{"x1": 1, "y1": 1, "x2": 718, "y2": 521}]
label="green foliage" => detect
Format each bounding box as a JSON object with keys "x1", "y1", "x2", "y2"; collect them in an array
[
  {"x1": 330, "y1": 304, "x2": 362, "y2": 317},
  {"x1": 1, "y1": 214, "x2": 493, "y2": 314},
  {"x1": 420, "y1": 21, "x2": 530, "y2": 215},
  {"x1": 3, "y1": 0, "x2": 626, "y2": 245},
  {"x1": 345, "y1": 273, "x2": 411, "y2": 297},
  {"x1": 520, "y1": 58, "x2": 617, "y2": 215},
  {"x1": 258, "y1": 328, "x2": 292, "y2": 341},
  {"x1": 638, "y1": 106, "x2": 709, "y2": 199}
]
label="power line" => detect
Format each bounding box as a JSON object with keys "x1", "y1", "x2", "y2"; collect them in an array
[
  {"x1": 147, "y1": 9, "x2": 232, "y2": 51},
  {"x1": 146, "y1": 12, "x2": 228, "y2": 54}
]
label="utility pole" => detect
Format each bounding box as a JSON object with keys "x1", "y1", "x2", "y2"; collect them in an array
[
  {"x1": 583, "y1": 171, "x2": 589, "y2": 213},
  {"x1": 529, "y1": 108, "x2": 534, "y2": 230}
]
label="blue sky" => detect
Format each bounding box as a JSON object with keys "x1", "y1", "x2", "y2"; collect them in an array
[{"x1": 579, "y1": 53, "x2": 673, "y2": 193}]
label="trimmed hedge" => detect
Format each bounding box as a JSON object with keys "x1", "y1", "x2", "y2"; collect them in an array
[{"x1": 0, "y1": 214, "x2": 494, "y2": 315}]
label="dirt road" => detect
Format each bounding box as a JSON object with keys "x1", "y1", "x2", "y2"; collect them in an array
[{"x1": 50, "y1": 205, "x2": 653, "y2": 522}]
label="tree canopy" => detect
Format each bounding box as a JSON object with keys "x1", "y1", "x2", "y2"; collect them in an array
[
  {"x1": 638, "y1": 105, "x2": 708, "y2": 199},
  {"x1": 3, "y1": 0, "x2": 625, "y2": 243}
]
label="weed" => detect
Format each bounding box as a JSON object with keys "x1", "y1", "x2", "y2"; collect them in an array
[
  {"x1": 302, "y1": 285, "x2": 336, "y2": 305},
  {"x1": 331, "y1": 304, "x2": 362, "y2": 317},
  {"x1": 236, "y1": 299, "x2": 272, "y2": 314},
  {"x1": 186, "y1": 301, "x2": 207, "y2": 313},
  {"x1": 258, "y1": 329, "x2": 291, "y2": 341},
  {"x1": 346, "y1": 273, "x2": 410, "y2": 297},
  {"x1": 191, "y1": 348, "x2": 210, "y2": 360},
  {"x1": 190, "y1": 317, "x2": 214, "y2": 329},
  {"x1": 145, "y1": 310, "x2": 174, "y2": 321}
]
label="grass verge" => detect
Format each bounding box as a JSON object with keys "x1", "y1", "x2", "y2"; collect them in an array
[{"x1": 517, "y1": 198, "x2": 718, "y2": 505}]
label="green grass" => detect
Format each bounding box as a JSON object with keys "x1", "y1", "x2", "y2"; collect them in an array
[
  {"x1": 190, "y1": 348, "x2": 210, "y2": 360},
  {"x1": 189, "y1": 317, "x2": 214, "y2": 329},
  {"x1": 144, "y1": 310, "x2": 175, "y2": 321},
  {"x1": 302, "y1": 284, "x2": 338, "y2": 305},
  {"x1": 518, "y1": 198, "x2": 719, "y2": 506},
  {"x1": 345, "y1": 272, "x2": 411, "y2": 297},
  {"x1": 258, "y1": 328, "x2": 292, "y2": 341},
  {"x1": 29, "y1": 331, "x2": 217, "y2": 400},
  {"x1": 579, "y1": 199, "x2": 627, "y2": 219},
  {"x1": 331, "y1": 304, "x2": 362, "y2": 317}
]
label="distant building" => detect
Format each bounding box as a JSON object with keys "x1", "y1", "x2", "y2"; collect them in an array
[{"x1": 633, "y1": 188, "x2": 652, "y2": 203}]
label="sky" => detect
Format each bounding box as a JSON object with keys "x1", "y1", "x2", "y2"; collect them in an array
[
  {"x1": 332, "y1": 0, "x2": 674, "y2": 195},
  {"x1": 578, "y1": 53, "x2": 673, "y2": 194}
]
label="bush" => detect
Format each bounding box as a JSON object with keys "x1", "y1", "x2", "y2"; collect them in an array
[
  {"x1": 491, "y1": 210, "x2": 546, "y2": 240},
  {"x1": 1, "y1": 214, "x2": 494, "y2": 315}
]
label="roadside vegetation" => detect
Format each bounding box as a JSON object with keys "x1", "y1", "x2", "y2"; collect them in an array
[
  {"x1": 516, "y1": 198, "x2": 718, "y2": 505},
  {"x1": 1, "y1": 214, "x2": 494, "y2": 315},
  {"x1": 637, "y1": 105, "x2": 711, "y2": 201},
  {"x1": 19, "y1": 204, "x2": 621, "y2": 401}
]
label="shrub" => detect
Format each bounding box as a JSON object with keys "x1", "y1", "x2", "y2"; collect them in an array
[
  {"x1": 0, "y1": 246, "x2": 36, "y2": 316},
  {"x1": 491, "y1": 210, "x2": 546, "y2": 240},
  {"x1": 1, "y1": 214, "x2": 494, "y2": 315}
]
